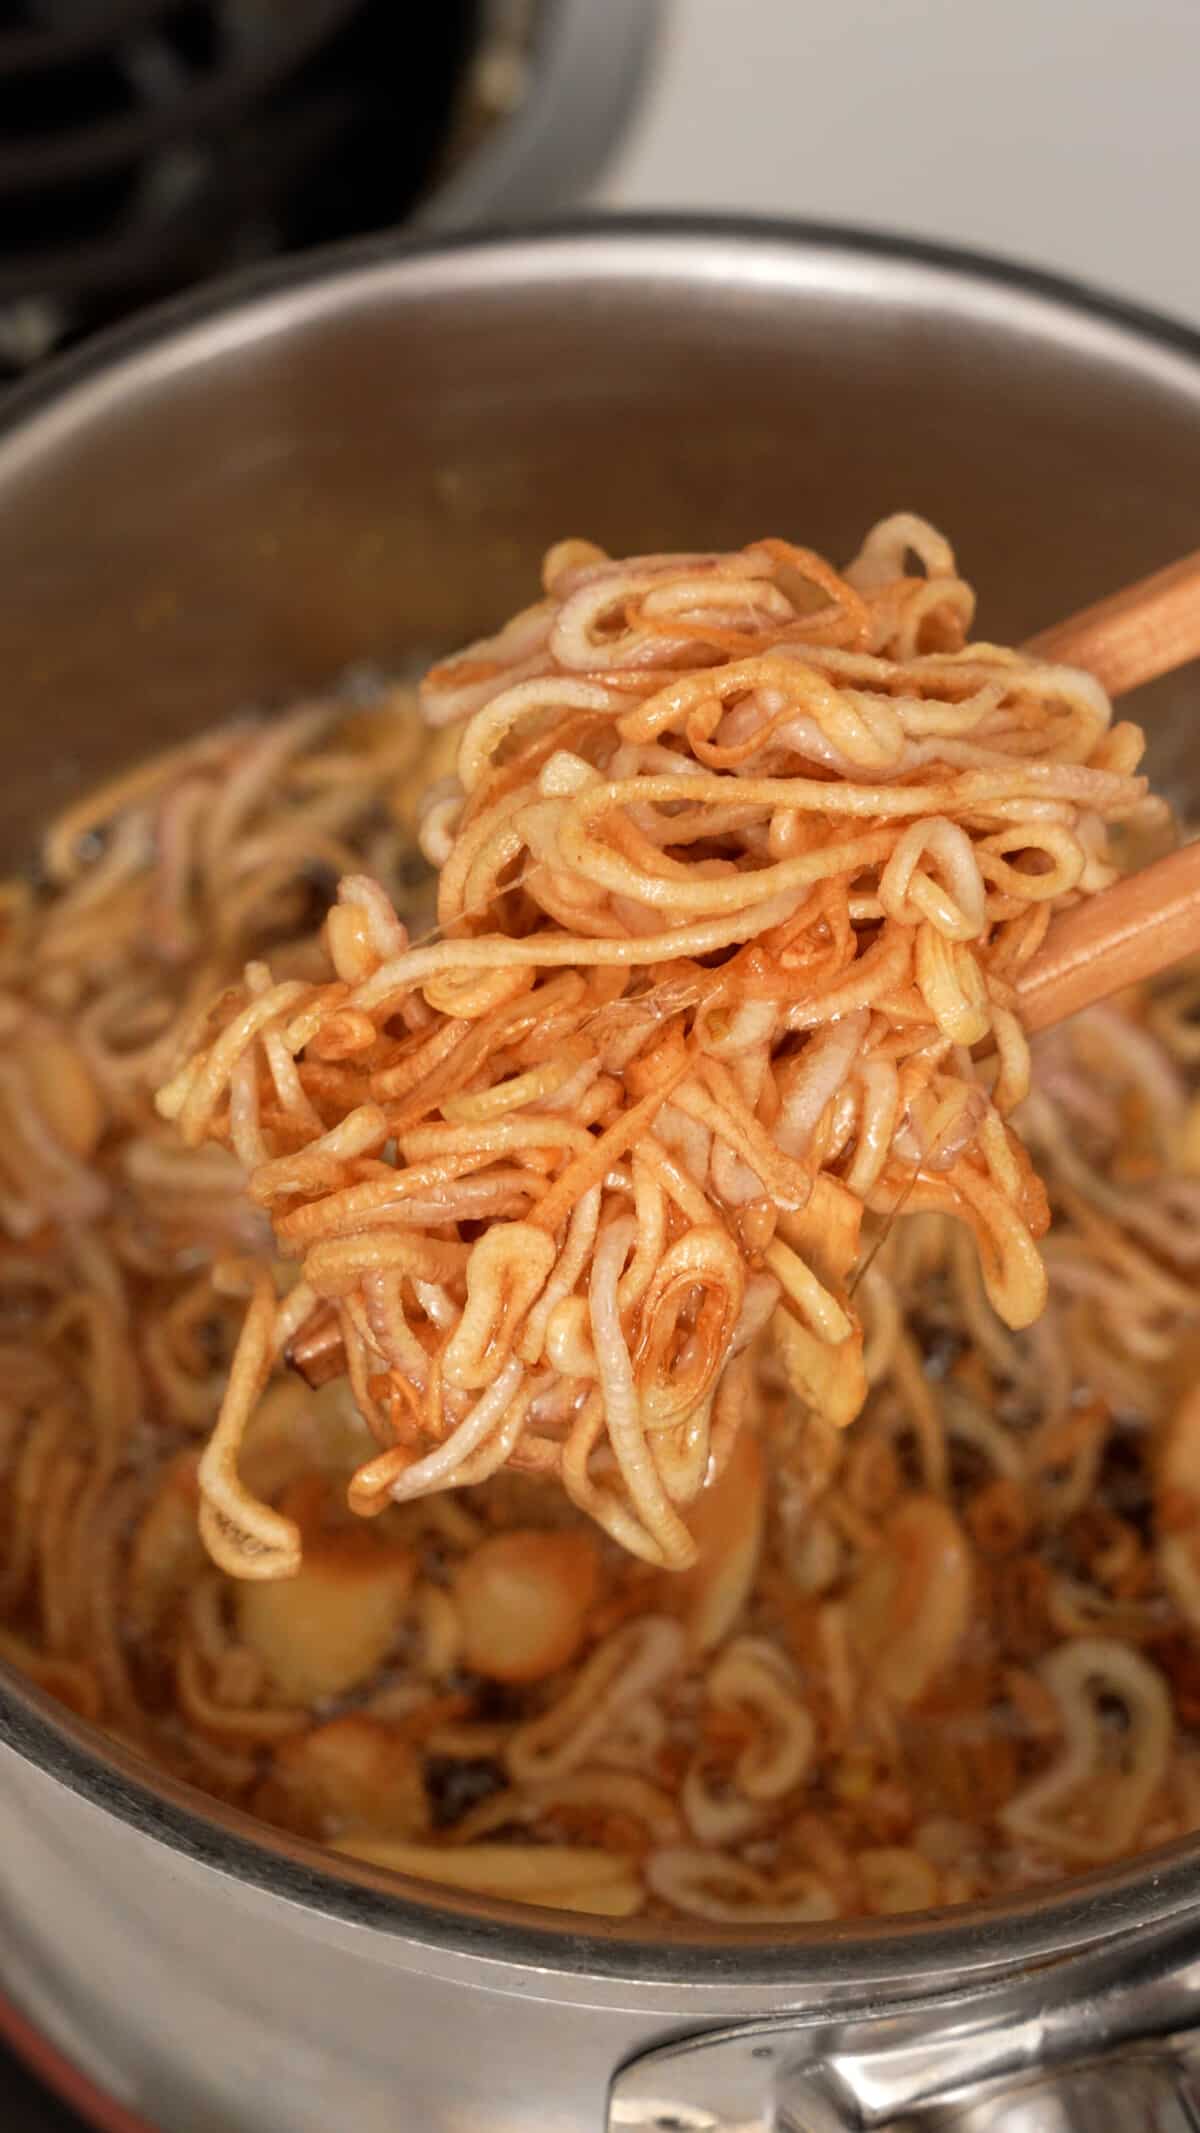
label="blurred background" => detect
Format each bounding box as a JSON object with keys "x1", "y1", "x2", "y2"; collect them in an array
[
  {"x1": 597, "y1": 0, "x2": 1200, "y2": 324},
  {"x1": 3, "y1": 0, "x2": 1198, "y2": 385}
]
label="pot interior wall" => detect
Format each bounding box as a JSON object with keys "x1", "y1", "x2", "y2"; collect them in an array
[{"x1": 1, "y1": 228, "x2": 1199, "y2": 870}]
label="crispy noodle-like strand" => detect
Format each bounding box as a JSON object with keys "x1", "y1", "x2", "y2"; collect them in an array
[{"x1": 158, "y1": 520, "x2": 1157, "y2": 1569}]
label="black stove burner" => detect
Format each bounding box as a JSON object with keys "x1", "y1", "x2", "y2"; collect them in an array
[{"x1": 0, "y1": 0, "x2": 481, "y2": 372}]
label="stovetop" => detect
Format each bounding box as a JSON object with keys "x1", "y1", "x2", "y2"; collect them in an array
[{"x1": 0, "y1": 0, "x2": 482, "y2": 374}]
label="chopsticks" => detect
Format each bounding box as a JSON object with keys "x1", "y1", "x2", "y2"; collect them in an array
[
  {"x1": 1024, "y1": 547, "x2": 1200, "y2": 698},
  {"x1": 1017, "y1": 843, "x2": 1200, "y2": 1032},
  {"x1": 1013, "y1": 549, "x2": 1200, "y2": 1030}
]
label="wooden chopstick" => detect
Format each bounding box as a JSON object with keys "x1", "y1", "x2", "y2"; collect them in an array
[
  {"x1": 1024, "y1": 547, "x2": 1200, "y2": 698},
  {"x1": 1004, "y1": 548, "x2": 1200, "y2": 1029},
  {"x1": 1016, "y1": 842, "x2": 1200, "y2": 1032}
]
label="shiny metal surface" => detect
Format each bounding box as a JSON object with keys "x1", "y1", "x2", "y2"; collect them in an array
[
  {"x1": 1, "y1": 220, "x2": 1200, "y2": 2132},
  {"x1": 610, "y1": 1905, "x2": 1200, "y2": 2128},
  {"x1": 923, "y1": 2065, "x2": 1200, "y2": 2133},
  {"x1": 421, "y1": 0, "x2": 663, "y2": 235}
]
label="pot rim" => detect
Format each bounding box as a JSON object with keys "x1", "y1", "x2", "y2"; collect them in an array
[{"x1": 3, "y1": 211, "x2": 1200, "y2": 1990}]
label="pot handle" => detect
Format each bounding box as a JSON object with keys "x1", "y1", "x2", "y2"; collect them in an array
[
  {"x1": 607, "y1": 1915, "x2": 1200, "y2": 2132},
  {"x1": 915, "y1": 2059, "x2": 1198, "y2": 2131},
  {"x1": 610, "y1": 2034, "x2": 1200, "y2": 2133}
]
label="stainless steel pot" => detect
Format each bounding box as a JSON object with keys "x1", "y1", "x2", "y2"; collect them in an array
[{"x1": 2, "y1": 219, "x2": 1200, "y2": 2133}]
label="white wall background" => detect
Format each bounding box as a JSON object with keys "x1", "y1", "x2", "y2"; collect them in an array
[{"x1": 596, "y1": 0, "x2": 1200, "y2": 327}]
